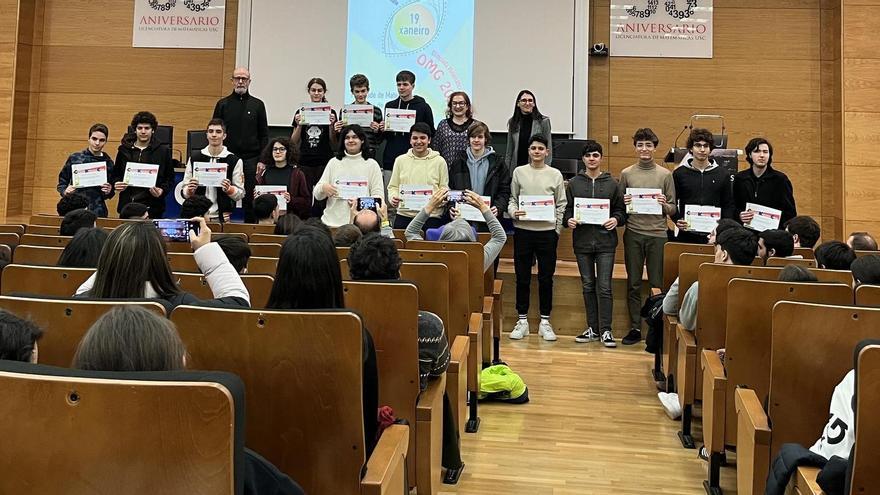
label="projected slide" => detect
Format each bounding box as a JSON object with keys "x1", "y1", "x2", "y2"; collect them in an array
[{"x1": 345, "y1": 0, "x2": 474, "y2": 120}]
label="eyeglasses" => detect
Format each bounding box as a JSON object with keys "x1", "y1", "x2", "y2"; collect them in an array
[
  {"x1": 584, "y1": 152, "x2": 602, "y2": 158},
  {"x1": 451, "y1": 102, "x2": 468, "y2": 107},
  {"x1": 272, "y1": 147, "x2": 287, "y2": 152},
  {"x1": 231, "y1": 76, "x2": 250, "y2": 82},
  {"x1": 519, "y1": 99, "x2": 535, "y2": 104}
]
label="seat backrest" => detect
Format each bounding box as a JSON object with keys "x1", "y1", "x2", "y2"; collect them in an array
[
  {"x1": 12, "y1": 245, "x2": 64, "y2": 266},
  {"x1": 24, "y1": 224, "x2": 59, "y2": 235},
  {"x1": 95, "y1": 218, "x2": 145, "y2": 229},
  {"x1": 0, "y1": 232, "x2": 20, "y2": 248},
  {"x1": 0, "y1": 363, "x2": 239, "y2": 495},
  {"x1": 391, "y1": 229, "x2": 407, "y2": 242},
  {"x1": 768, "y1": 302, "x2": 880, "y2": 459},
  {"x1": 811, "y1": 268, "x2": 854, "y2": 286},
  {"x1": 793, "y1": 247, "x2": 815, "y2": 259},
  {"x1": 851, "y1": 342, "x2": 880, "y2": 493},
  {"x1": 0, "y1": 296, "x2": 166, "y2": 367},
  {"x1": 677, "y1": 253, "x2": 715, "y2": 312},
  {"x1": 20, "y1": 234, "x2": 72, "y2": 247},
  {"x1": 175, "y1": 273, "x2": 274, "y2": 309},
  {"x1": 211, "y1": 232, "x2": 248, "y2": 242},
  {"x1": 765, "y1": 257, "x2": 817, "y2": 268},
  {"x1": 248, "y1": 243, "x2": 282, "y2": 258},
  {"x1": 249, "y1": 233, "x2": 287, "y2": 244},
  {"x1": 1, "y1": 265, "x2": 94, "y2": 297},
  {"x1": 29, "y1": 215, "x2": 63, "y2": 226},
  {"x1": 221, "y1": 223, "x2": 276, "y2": 236},
  {"x1": 0, "y1": 225, "x2": 24, "y2": 235},
  {"x1": 664, "y1": 242, "x2": 714, "y2": 290},
  {"x1": 167, "y1": 252, "x2": 200, "y2": 273},
  {"x1": 406, "y1": 240, "x2": 484, "y2": 314},
  {"x1": 171, "y1": 306, "x2": 366, "y2": 495},
  {"x1": 855, "y1": 284, "x2": 880, "y2": 307},
  {"x1": 246, "y1": 256, "x2": 278, "y2": 276},
  {"x1": 723, "y1": 279, "x2": 853, "y2": 445},
  {"x1": 398, "y1": 249, "x2": 469, "y2": 335}
]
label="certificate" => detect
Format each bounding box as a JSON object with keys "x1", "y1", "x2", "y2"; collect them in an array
[
  {"x1": 458, "y1": 196, "x2": 492, "y2": 222},
  {"x1": 519, "y1": 195, "x2": 556, "y2": 222},
  {"x1": 193, "y1": 162, "x2": 227, "y2": 188},
  {"x1": 684, "y1": 205, "x2": 721, "y2": 233},
  {"x1": 341, "y1": 104, "x2": 374, "y2": 127},
  {"x1": 122, "y1": 162, "x2": 159, "y2": 188},
  {"x1": 334, "y1": 176, "x2": 369, "y2": 200},
  {"x1": 384, "y1": 109, "x2": 417, "y2": 133},
  {"x1": 744, "y1": 202, "x2": 782, "y2": 232},
  {"x1": 299, "y1": 103, "x2": 333, "y2": 126},
  {"x1": 400, "y1": 184, "x2": 433, "y2": 210},
  {"x1": 574, "y1": 198, "x2": 610, "y2": 225},
  {"x1": 71, "y1": 162, "x2": 108, "y2": 189},
  {"x1": 626, "y1": 188, "x2": 663, "y2": 215},
  {"x1": 255, "y1": 185, "x2": 287, "y2": 211}
]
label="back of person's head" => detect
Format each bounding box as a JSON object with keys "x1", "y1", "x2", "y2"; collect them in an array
[
  {"x1": 91, "y1": 221, "x2": 179, "y2": 299},
  {"x1": 708, "y1": 218, "x2": 741, "y2": 245},
  {"x1": 304, "y1": 217, "x2": 332, "y2": 238},
  {"x1": 815, "y1": 241, "x2": 856, "y2": 271},
  {"x1": 778, "y1": 264, "x2": 818, "y2": 283},
  {"x1": 0, "y1": 310, "x2": 43, "y2": 363},
  {"x1": 333, "y1": 224, "x2": 363, "y2": 247},
  {"x1": 784, "y1": 215, "x2": 820, "y2": 248},
  {"x1": 119, "y1": 202, "x2": 149, "y2": 219},
  {"x1": 848, "y1": 231, "x2": 878, "y2": 251},
  {"x1": 214, "y1": 236, "x2": 251, "y2": 274},
  {"x1": 56, "y1": 192, "x2": 90, "y2": 216},
  {"x1": 632, "y1": 128, "x2": 659, "y2": 146},
  {"x1": 348, "y1": 233, "x2": 401, "y2": 281},
  {"x1": 758, "y1": 229, "x2": 795, "y2": 259},
  {"x1": 273, "y1": 213, "x2": 302, "y2": 236},
  {"x1": 57, "y1": 227, "x2": 108, "y2": 268},
  {"x1": 353, "y1": 209, "x2": 380, "y2": 234},
  {"x1": 850, "y1": 255, "x2": 880, "y2": 286},
  {"x1": 266, "y1": 226, "x2": 344, "y2": 309},
  {"x1": 253, "y1": 194, "x2": 278, "y2": 223},
  {"x1": 439, "y1": 219, "x2": 477, "y2": 242},
  {"x1": 72, "y1": 306, "x2": 186, "y2": 372},
  {"x1": 179, "y1": 195, "x2": 212, "y2": 219},
  {"x1": 716, "y1": 227, "x2": 758, "y2": 265},
  {"x1": 410, "y1": 121, "x2": 432, "y2": 137},
  {"x1": 60, "y1": 209, "x2": 97, "y2": 236}
]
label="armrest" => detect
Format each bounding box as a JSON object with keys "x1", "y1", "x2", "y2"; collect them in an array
[
  {"x1": 468, "y1": 312, "x2": 483, "y2": 343},
  {"x1": 467, "y1": 312, "x2": 483, "y2": 391},
  {"x1": 416, "y1": 373, "x2": 446, "y2": 421},
  {"x1": 482, "y1": 296, "x2": 493, "y2": 316},
  {"x1": 492, "y1": 279, "x2": 503, "y2": 298},
  {"x1": 735, "y1": 388, "x2": 772, "y2": 495},
  {"x1": 448, "y1": 335, "x2": 468, "y2": 374},
  {"x1": 676, "y1": 324, "x2": 697, "y2": 407},
  {"x1": 791, "y1": 466, "x2": 823, "y2": 495},
  {"x1": 651, "y1": 287, "x2": 662, "y2": 296},
  {"x1": 665, "y1": 314, "x2": 679, "y2": 326},
  {"x1": 361, "y1": 424, "x2": 410, "y2": 495},
  {"x1": 492, "y1": 280, "x2": 503, "y2": 340},
  {"x1": 676, "y1": 324, "x2": 696, "y2": 351},
  {"x1": 701, "y1": 349, "x2": 727, "y2": 454}
]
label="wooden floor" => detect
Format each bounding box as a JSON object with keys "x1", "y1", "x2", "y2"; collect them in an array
[{"x1": 440, "y1": 338, "x2": 736, "y2": 494}]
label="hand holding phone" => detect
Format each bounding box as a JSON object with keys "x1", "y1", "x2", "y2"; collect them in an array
[
  {"x1": 356, "y1": 197, "x2": 382, "y2": 212},
  {"x1": 153, "y1": 219, "x2": 200, "y2": 243}
]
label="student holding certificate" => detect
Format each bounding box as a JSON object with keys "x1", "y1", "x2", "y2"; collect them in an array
[
  {"x1": 56, "y1": 123, "x2": 115, "y2": 217},
  {"x1": 386, "y1": 122, "x2": 448, "y2": 229},
  {"x1": 334, "y1": 74, "x2": 384, "y2": 155},
  {"x1": 313, "y1": 124, "x2": 385, "y2": 228},
  {"x1": 255, "y1": 137, "x2": 311, "y2": 219},
  {"x1": 448, "y1": 121, "x2": 510, "y2": 231},
  {"x1": 182, "y1": 119, "x2": 245, "y2": 221},
  {"x1": 563, "y1": 140, "x2": 626, "y2": 347},
  {"x1": 290, "y1": 77, "x2": 338, "y2": 214},
  {"x1": 733, "y1": 137, "x2": 797, "y2": 226},
  {"x1": 112, "y1": 112, "x2": 174, "y2": 219},
  {"x1": 507, "y1": 135, "x2": 567, "y2": 342},
  {"x1": 381, "y1": 71, "x2": 435, "y2": 187}
]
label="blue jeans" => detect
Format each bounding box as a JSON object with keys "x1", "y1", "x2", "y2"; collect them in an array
[{"x1": 575, "y1": 251, "x2": 616, "y2": 333}]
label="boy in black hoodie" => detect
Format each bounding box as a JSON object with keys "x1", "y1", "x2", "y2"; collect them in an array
[
  {"x1": 733, "y1": 137, "x2": 797, "y2": 226},
  {"x1": 112, "y1": 111, "x2": 174, "y2": 219},
  {"x1": 381, "y1": 70, "x2": 435, "y2": 180},
  {"x1": 563, "y1": 140, "x2": 626, "y2": 347}
]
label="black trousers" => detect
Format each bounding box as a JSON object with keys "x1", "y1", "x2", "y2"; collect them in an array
[{"x1": 513, "y1": 228, "x2": 559, "y2": 316}]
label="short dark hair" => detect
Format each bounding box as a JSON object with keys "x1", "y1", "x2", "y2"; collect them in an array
[
  {"x1": 849, "y1": 232, "x2": 878, "y2": 251},
  {"x1": 179, "y1": 195, "x2": 213, "y2": 219},
  {"x1": 215, "y1": 236, "x2": 251, "y2": 274},
  {"x1": 119, "y1": 202, "x2": 149, "y2": 219},
  {"x1": 348, "y1": 233, "x2": 401, "y2": 280},
  {"x1": 349, "y1": 73, "x2": 369, "y2": 91},
  {"x1": 60, "y1": 209, "x2": 97, "y2": 236},
  {"x1": 336, "y1": 124, "x2": 371, "y2": 159},
  {"x1": 396, "y1": 70, "x2": 415, "y2": 84},
  {"x1": 88, "y1": 123, "x2": 109, "y2": 138},
  {"x1": 58, "y1": 227, "x2": 108, "y2": 268},
  {"x1": 130, "y1": 111, "x2": 158, "y2": 131},
  {"x1": 0, "y1": 310, "x2": 43, "y2": 362},
  {"x1": 333, "y1": 224, "x2": 363, "y2": 247},
  {"x1": 784, "y1": 216, "x2": 821, "y2": 248},
  {"x1": 715, "y1": 218, "x2": 740, "y2": 238},
  {"x1": 744, "y1": 137, "x2": 774, "y2": 167},
  {"x1": 759, "y1": 229, "x2": 794, "y2": 258},
  {"x1": 687, "y1": 128, "x2": 715, "y2": 151},
  {"x1": 56, "y1": 192, "x2": 90, "y2": 216},
  {"x1": 529, "y1": 135, "x2": 549, "y2": 148},
  {"x1": 717, "y1": 227, "x2": 758, "y2": 265},
  {"x1": 581, "y1": 140, "x2": 603, "y2": 157},
  {"x1": 467, "y1": 121, "x2": 491, "y2": 144},
  {"x1": 814, "y1": 241, "x2": 856, "y2": 270},
  {"x1": 304, "y1": 217, "x2": 332, "y2": 239},
  {"x1": 410, "y1": 122, "x2": 432, "y2": 137},
  {"x1": 273, "y1": 214, "x2": 302, "y2": 236},
  {"x1": 633, "y1": 128, "x2": 659, "y2": 146},
  {"x1": 778, "y1": 264, "x2": 818, "y2": 283},
  {"x1": 851, "y1": 255, "x2": 880, "y2": 285},
  {"x1": 253, "y1": 194, "x2": 278, "y2": 222},
  {"x1": 353, "y1": 210, "x2": 380, "y2": 234},
  {"x1": 207, "y1": 118, "x2": 226, "y2": 132}
]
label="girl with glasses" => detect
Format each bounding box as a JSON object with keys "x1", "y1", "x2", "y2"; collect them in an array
[
  {"x1": 433, "y1": 91, "x2": 474, "y2": 166},
  {"x1": 255, "y1": 137, "x2": 312, "y2": 219}
]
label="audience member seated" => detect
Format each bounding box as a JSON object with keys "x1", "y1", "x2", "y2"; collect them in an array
[
  {"x1": 119, "y1": 202, "x2": 149, "y2": 220},
  {"x1": 56, "y1": 192, "x2": 90, "y2": 217},
  {"x1": 847, "y1": 231, "x2": 878, "y2": 251},
  {"x1": 57, "y1": 228, "x2": 108, "y2": 268},
  {"x1": 814, "y1": 240, "x2": 856, "y2": 271},
  {"x1": 215, "y1": 236, "x2": 252, "y2": 274},
  {"x1": 405, "y1": 188, "x2": 507, "y2": 272},
  {"x1": 784, "y1": 215, "x2": 821, "y2": 249},
  {"x1": 778, "y1": 264, "x2": 818, "y2": 283},
  {"x1": 333, "y1": 224, "x2": 362, "y2": 247},
  {"x1": 265, "y1": 226, "x2": 379, "y2": 457},
  {"x1": 179, "y1": 195, "x2": 213, "y2": 219},
  {"x1": 851, "y1": 254, "x2": 880, "y2": 286},
  {"x1": 758, "y1": 229, "x2": 796, "y2": 264},
  {"x1": 350, "y1": 199, "x2": 394, "y2": 237},
  {"x1": 60, "y1": 209, "x2": 98, "y2": 236},
  {"x1": 0, "y1": 310, "x2": 43, "y2": 363},
  {"x1": 303, "y1": 217, "x2": 332, "y2": 239},
  {"x1": 71, "y1": 306, "x2": 305, "y2": 495},
  {"x1": 74, "y1": 219, "x2": 249, "y2": 311},
  {"x1": 273, "y1": 213, "x2": 301, "y2": 236},
  {"x1": 252, "y1": 194, "x2": 279, "y2": 226}
]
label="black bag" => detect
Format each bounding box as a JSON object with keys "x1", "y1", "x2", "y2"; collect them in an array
[{"x1": 641, "y1": 291, "x2": 666, "y2": 355}]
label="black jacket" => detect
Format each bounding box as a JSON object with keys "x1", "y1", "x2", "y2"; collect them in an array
[
  {"x1": 673, "y1": 160, "x2": 735, "y2": 243},
  {"x1": 112, "y1": 139, "x2": 174, "y2": 218},
  {"x1": 563, "y1": 172, "x2": 627, "y2": 253},
  {"x1": 381, "y1": 95, "x2": 435, "y2": 170},
  {"x1": 213, "y1": 91, "x2": 269, "y2": 160},
  {"x1": 733, "y1": 165, "x2": 797, "y2": 226},
  {"x1": 448, "y1": 150, "x2": 511, "y2": 221}
]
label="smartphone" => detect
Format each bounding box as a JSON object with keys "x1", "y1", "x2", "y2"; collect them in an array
[
  {"x1": 446, "y1": 189, "x2": 464, "y2": 209},
  {"x1": 357, "y1": 197, "x2": 382, "y2": 212},
  {"x1": 153, "y1": 219, "x2": 199, "y2": 242}
]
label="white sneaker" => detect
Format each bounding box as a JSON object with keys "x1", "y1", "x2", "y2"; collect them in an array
[
  {"x1": 539, "y1": 320, "x2": 557, "y2": 341},
  {"x1": 658, "y1": 392, "x2": 682, "y2": 420},
  {"x1": 509, "y1": 319, "x2": 529, "y2": 340}
]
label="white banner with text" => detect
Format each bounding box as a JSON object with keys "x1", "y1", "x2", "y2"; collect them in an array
[{"x1": 133, "y1": 0, "x2": 226, "y2": 49}]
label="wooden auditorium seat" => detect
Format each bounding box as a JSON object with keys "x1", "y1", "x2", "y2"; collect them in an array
[
  {"x1": 95, "y1": 217, "x2": 146, "y2": 229},
  {"x1": 29, "y1": 214, "x2": 63, "y2": 226},
  {"x1": 20, "y1": 234, "x2": 72, "y2": 247},
  {"x1": 247, "y1": 242, "x2": 282, "y2": 258},
  {"x1": 764, "y1": 257, "x2": 817, "y2": 267},
  {"x1": 0, "y1": 232, "x2": 20, "y2": 248},
  {"x1": 249, "y1": 233, "x2": 287, "y2": 244},
  {"x1": 1, "y1": 264, "x2": 94, "y2": 297},
  {"x1": 245, "y1": 256, "x2": 278, "y2": 276},
  {"x1": 12, "y1": 245, "x2": 64, "y2": 266},
  {"x1": 0, "y1": 224, "x2": 25, "y2": 235},
  {"x1": 174, "y1": 272, "x2": 274, "y2": 308},
  {"x1": 220, "y1": 223, "x2": 276, "y2": 236},
  {"x1": 855, "y1": 283, "x2": 880, "y2": 306},
  {"x1": 166, "y1": 252, "x2": 200, "y2": 272},
  {"x1": 24, "y1": 224, "x2": 60, "y2": 235},
  {"x1": 663, "y1": 242, "x2": 715, "y2": 291},
  {"x1": 792, "y1": 247, "x2": 815, "y2": 259}
]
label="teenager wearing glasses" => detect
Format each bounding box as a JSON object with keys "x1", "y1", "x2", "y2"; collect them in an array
[
  {"x1": 505, "y1": 90, "x2": 552, "y2": 172},
  {"x1": 255, "y1": 137, "x2": 312, "y2": 219},
  {"x1": 433, "y1": 91, "x2": 475, "y2": 166}
]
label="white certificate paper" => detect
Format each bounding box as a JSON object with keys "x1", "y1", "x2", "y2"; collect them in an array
[
  {"x1": 71, "y1": 162, "x2": 108, "y2": 189},
  {"x1": 574, "y1": 198, "x2": 610, "y2": 225},
  {"x1": 123, "y1": 162, "x2": 159, "y2": 188},
  {"x1": 334, "y1": 176, "x2": 369, "y2": 200},
  {"x1": 385, "y1": 109, "x2": 417, "y2": 133},
  {"x1": 400, "y1": 184, "x2": 433, "y2": 210},
  {"x1": 341, "y1": 104, "x2": 374, "y2": 127},
  {"x1": 626, "y1": 188, "x2": 663, "y2": 215},
  {"x1": 519, "y1": 195, "x2": 556, "y2": 222},
  {"x1": 299, "y1": 103, "x2": 333, "y2": 126},
  {"x1": 458, "y1": 196, "x2": 492, "y2": 222},
  {"x1": 744, "y1": 202, "x2": 782, "y2": 232},
  {"x1": 255, "y1": 185, "x2": 287, "y2": 211},
  {"x1": 684, "y1": 205, "x2": 721, "y2": 233},
  {"x1": 193, "y1": 162, "x2": 227, "y2": 188}
]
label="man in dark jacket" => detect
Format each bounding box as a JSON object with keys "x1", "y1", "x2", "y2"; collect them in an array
[
  {"x1": 381, "y1": 70, "x2": 435, "y2": 176},
  {"x1": 57, "y1": 123, "x2": 115, "y2": 217},
  {"x1": 672, "y1": 128, "x2": 735, "y2": 244},
  {"x1": 112, "y1": 112, "x2": 174, "y2": 219},
  {"x1": 448, "y1": 121, "x2": 510, "y2": 230},
  {"x1": 213, "y1": 67, "x2": 269, "y2": 223},
  {"x1": 733, "y1": 137, "x2": 797, "y2": 227},
  {"x1": 563, "y1": 140, "x2": 626, "y2": 347}
]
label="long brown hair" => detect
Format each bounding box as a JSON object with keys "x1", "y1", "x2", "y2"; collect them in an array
[{"x1": 90, "y1": 222, "x2": 180, "y2": 299}]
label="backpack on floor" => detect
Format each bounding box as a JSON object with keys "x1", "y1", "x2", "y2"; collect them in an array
[{"x1": 478, "y1": 364, "x2": 529, "y2": 403}]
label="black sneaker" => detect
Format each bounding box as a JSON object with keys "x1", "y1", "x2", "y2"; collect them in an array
[
  {"x1": 621, "y1": 329, "x2": 642, "y2": 345},
  {"x1": 574, "y1": 328, "x2": 599, "y2": 343}
]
